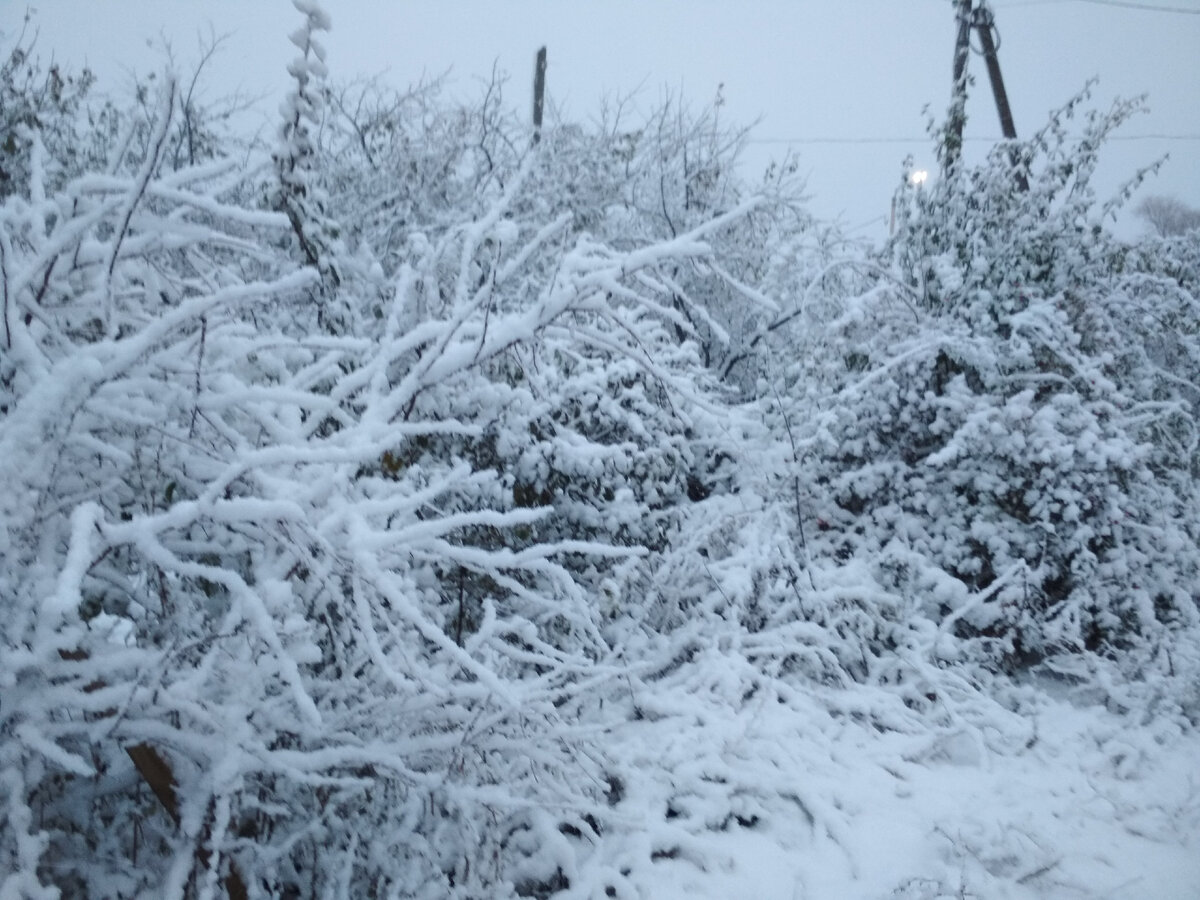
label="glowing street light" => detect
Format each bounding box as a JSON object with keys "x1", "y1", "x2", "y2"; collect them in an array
[{"x1": 892, "y1": 169, "x2": 932, "y2": 237}]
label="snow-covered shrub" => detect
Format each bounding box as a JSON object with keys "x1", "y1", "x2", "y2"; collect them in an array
[
  {"x1": 0, "y1": 17, "x2": 99, "y2": 202},
  {"x1": 308, "y1": 70, "x2": 820, "y2": 650},
  {"x1": 1112, "y1": 227, "x2": 1200, "y2": 441},
  {"x1": 313, "y1": 72, "x2": 812, "y2": 393},
  {"x1": 782, "y1": 88, "x2": 1200, "y2": 669},
  {"x1": 8, "y1": 4, "x2": 1200, "y2": 894},
  {"x1": 529, "y1": 92, "x2": 813, "y2": 382},
  {"x1": 0, "y1": 9, "x2": 771, "y2": 893},
  {"x1": 2, "y1": 11, "x2": 252, "y2": 210}
]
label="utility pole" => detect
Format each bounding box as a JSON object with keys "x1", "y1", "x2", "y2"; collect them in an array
[
  {"x1": 974, "y1": 4, "x2": 1028, "y2": 190},
  {"x1": 944, "y1": 0, "x2": 973, "y2": 171},
  {"x1": 532, "y1": 46, "x2": 547, "y2": 143},
  {"x1": 942, "y1": 0, "x2": 1027, "y2": 190},
  {"x1": 975, "y1": 6, "x2": 1015, "y2": 141}
]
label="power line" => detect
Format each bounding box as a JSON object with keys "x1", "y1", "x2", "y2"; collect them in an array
[
  {"x1": 746, "y1": 133, "x2": 1200, "y2": 145},
  {"x1": 998, "y1": 0, "x2": 1200, "y2": 13},
  {"x1": 749, "y1": 137, "x2": 934, "y2": 145},
  {"x1": 1108, "y1": 133, "x2": 1200, "y2": 141}
]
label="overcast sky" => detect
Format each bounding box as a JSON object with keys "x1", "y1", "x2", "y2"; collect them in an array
[{"x1": 8, "y1": 0, "x2": 1200, "y2": 241}]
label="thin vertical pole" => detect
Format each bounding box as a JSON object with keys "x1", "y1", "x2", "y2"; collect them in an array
[
  {"x1": 944, "y1": 0, "x2": 973, "y2": 172},
  {"x1": 532, "y1": 46, "x2": 547, "y2": 143},
  {"x1": 974, "y1": 4, "x2": 1028, "y2": 190},
  {"x1": 975, "y1": 8, "x2": 1015, "y2": 140}
]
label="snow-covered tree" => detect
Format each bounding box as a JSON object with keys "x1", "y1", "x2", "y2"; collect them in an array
[{"x1": 1135, "y1": 193, "x2": 1200, "y2": 238}]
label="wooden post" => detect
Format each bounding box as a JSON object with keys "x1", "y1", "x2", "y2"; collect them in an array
[
  {"x1": 975, "y1": 7, "x2": 1015, "y2": 141},
  {"x1": 532, "y1": 46, "x2": 547, "y2": 143},
  {"x1": 974, "y1": 3, "x2": 1029, "y2": 190},
  {"x1": 944, "y1": 0, "x2": 973, "y2": 172}
]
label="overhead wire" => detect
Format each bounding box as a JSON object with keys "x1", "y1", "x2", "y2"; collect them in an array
[
  {"x1": 745, "y1": 134, "x2": 1200, "y2": 145},
  {"x1": 998, "y1": 0, "x2": 1200, "y2": 13},
  {"x1": 742, "y1": 1, "x2": 1199, "y2": 148}
]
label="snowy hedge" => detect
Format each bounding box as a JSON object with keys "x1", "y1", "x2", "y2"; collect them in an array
[{"x1": 2, "y1": 7, "x2": 1199, "y2": 899}]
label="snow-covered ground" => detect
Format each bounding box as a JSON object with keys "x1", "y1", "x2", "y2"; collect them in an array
[{"x1": 539, "y1": 649, "x2": 1200, "y2": 899}]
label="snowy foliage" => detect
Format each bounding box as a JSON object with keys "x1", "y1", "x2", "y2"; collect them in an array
[
  {"x1": 271, "y1": 0, "x2": 354, "y2": 335},
  {"x1": 776, "y1": 88, "x2": 1200, "y2": 672},
  {"x1": 2, "y1": 7, "x2": 1198, "y2": 899},
  {"x1": 0, "y1": 13, "x2": 767, "y2": 894},
  {"x1": 0, "y1": 18, "x2": 99, "y2": 202}
]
